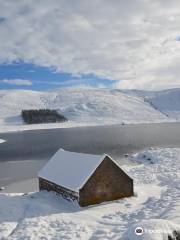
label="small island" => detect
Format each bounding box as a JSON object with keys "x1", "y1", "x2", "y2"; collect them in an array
[{"x1": 22, "y1": 109, "x2": 68, "y2": 124}]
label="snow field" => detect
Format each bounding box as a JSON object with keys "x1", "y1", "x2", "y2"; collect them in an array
[{"x1": 0, "y1": 148, "x2": 180, "y2": 239}]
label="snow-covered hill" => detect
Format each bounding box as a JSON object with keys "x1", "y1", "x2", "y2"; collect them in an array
[
  {"x1": 1, "y1": 87, "x2": 178, "y2": 132},
  {"x1": 143, "y1": 88, "x2": 180, "y2": 120},
  {"x1": 127, "y1": 88, "x2": 180, "y2": 118},
  {"x1": 2, "y1": 87, "x2": 180, "y2": 132}
]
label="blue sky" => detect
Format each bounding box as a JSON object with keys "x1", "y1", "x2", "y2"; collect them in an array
[
  {"x1": 0, "y1": 63, "x2": 115, "y2": 91},
  {"x1": 1, "y1": 1, "x2": 180, "y2": 90}
]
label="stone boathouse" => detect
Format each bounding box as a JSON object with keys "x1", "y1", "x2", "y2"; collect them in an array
[{"x1": 38, "y1": 149, "x2": 134, "y2": 207}]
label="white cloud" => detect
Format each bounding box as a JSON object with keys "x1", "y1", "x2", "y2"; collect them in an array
[
  {"x1": 0, "y1": 0, "x2": 180, "y2": 89},
  {"x1": 1, "y1": 79, "x2": 33, "y2": 86}
]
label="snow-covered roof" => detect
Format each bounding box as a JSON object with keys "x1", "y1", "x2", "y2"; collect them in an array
[{"x1": 38, "y1": 149, "x2": 107, "y2": 192}]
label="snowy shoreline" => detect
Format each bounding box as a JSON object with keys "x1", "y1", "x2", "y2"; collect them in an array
[
  {"x1": 0, "y1": 147, "x2": 180, "y2": 239},
  {"x1": 0, "y1": 120, "x2": 178, "y2": 134},
  {"x1": 0, "y1": 178, "x2": 39, "y2": 193}
]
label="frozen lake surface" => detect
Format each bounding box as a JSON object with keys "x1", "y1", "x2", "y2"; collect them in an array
[{"x1": 1, "y1": 122, "x2": 180, "y2": 191}]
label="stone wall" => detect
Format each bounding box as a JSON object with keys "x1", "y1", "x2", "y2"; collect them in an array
[
  {"x1": 39, "y1": 178, "x2": 78, "y2": 202},
  {"x1": 79, "y1": 156, "x2": 133, "y2": 207}
]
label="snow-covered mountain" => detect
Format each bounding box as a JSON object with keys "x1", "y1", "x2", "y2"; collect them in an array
[{"x1": 1, "y1": 87, "x2": 180, "y2": 132}]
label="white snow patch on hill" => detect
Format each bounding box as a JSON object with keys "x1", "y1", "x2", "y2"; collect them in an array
[
  {"x1": 130, "y1": 88, "x2": 180, "y2": 120},
  {"x1": 0, "y1": 139, "x2": 5, "y2": 144},
  {"x1": 145, "y1": 88, "x2": 180, "y2": 120},
  {"x1": 0, "y1": 147, "x2": 180, "y2": 239},
  {"x1": 0, "y1": 88, "x2": 176, "y2": 132}
]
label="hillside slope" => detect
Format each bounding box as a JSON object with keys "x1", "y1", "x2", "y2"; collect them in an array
[
  {"x1": 0, "y1": 88, "x2": 170, "y2": 132},
  {"x1": 127, "y1": 88, "x2": 180, "y2": 119},
  {"x1": 144, "y1": 88, "x2": 180, "y2": 120}
]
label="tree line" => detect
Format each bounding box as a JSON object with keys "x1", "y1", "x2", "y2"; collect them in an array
[{"x1": 22, "y1": 109, "x2": 68, "y2": 124}]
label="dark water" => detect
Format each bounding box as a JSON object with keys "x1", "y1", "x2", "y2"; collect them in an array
[{"x1": 1, "y1": 122, "x2": 180, "y2": 187}]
